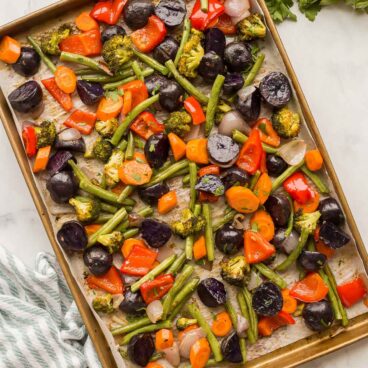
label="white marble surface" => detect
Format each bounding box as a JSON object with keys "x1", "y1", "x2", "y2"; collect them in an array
[{"x1": 0, "y1": 0, "x2": 367, "y2": 366}]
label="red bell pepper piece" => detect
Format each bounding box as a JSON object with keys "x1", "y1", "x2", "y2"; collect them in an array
[
  {"x1": 236, "y1": 129, "x2": 263, "y2": 175},
  {"x1": 290, "y1": 273, "x2": 329, "y2": 303},
  {"x1": 260, "y1": 150, "x2": 267, "y2": 173},
  {"x1": 209, "y1": 14, "x2": 237, "y2": 35},
  {"x1": 120, "y1": 80, "x2": 149, "y2": 110},
  {"x1": 64, "y1": 110, "x2": 97, "y2": 135},
  {"x1": 90, "y1": 0, "x2": 127, "y2": 25},
  {"x1": 244, "y1": 230, "x2": 276, "y2": 264},
  {"x1": 337, "y1": 276, "x2": 367, "y2": 307},
  {"x1": 120, "y1": 245, "x2": 158, "y2": 276},
  {"x1": 198, "y1": 165, "x2": 220, "y2": 177},
  {"x1": 184, "y1": 96, "x2": 206, "y2": 125},
  {"x1": 190, "y1": 0, "x2": 225, "y2": 31},
  {"x1": 86, "y1": 266, "x2": 124, "y2": 294},
  {"x1": 140, "y1": 274, "x2": 174, "y2": 304},
  {"x1": 130, "y1": 112, "x2": 165, "y2": 140},
  {"x1": 42, "y1": 77, "x2": 73, "y2": 112},
  {"x1": 258, "y1": 311, "x2": 295, "y2": 337},
  {"x1": 130, "y1": 16, "x2": 167, "y2": 53},
  {"x1": 283, "y1": 172, "x2": 312, "y2": 205},
  {"x1": 199, "y1": 191, "x2": 219, "y2": 203},
  {"x1": 59, "y1": 30, "x2": 102, "y2": 56},
  {"x1": 22, "y1": 125, "x2": 37, "y2": 158}
]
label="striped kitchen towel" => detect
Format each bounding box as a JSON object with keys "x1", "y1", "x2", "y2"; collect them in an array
[{"x1": 0, "y1": 245, "x2": 102, "y2": 368}]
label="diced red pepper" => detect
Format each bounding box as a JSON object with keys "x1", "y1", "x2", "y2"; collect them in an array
[
  {"x1": 184, "y1": 96, "x2": 206, "y2": 125},
  {"x1": 86, "y1": 266, "x2": 123, "y2": 294},
  {"x1": 236, "y1": 129, "x2": 263, "y2": 175},
  {"x1": 119, "y1": 80, "x2": 149, "y2": 110},
  {"x1": 198, "y1": 165, "x2": 220, "y2": 177},
  {"x1": 244, "y1": 230, "x2": 276, "y2": 264},
  {"x1": 90, "y1": 0, "x2": 127, "y2": 25},
  {"x1": 120, "y1": 245, "x2": 158, "y2": 276},
  {"x1": 42, "y1": 77, "x2": 73, "y2": 112},
  {"x1": 59, "y1": 30, "x2": 102, "y2": 56},
  {"x1": 140, "y1": 274, "x2": 174, "y2": 304},
  {"x1": 290, "y1": 273, "x2": 329, "y2": 303},
  {"x1": 64, "y1": 110, "x2": 97, "y2": 135},
  {"x1": 260, "y1": 150, "x2": 267, "y2": 173},
  {"x1": 283, "y1": 172, "x2": 312, "y2": 205},
  {"x1": 258, "y1": 311, "x2": 295, "y2": 337},
  {"x1": 337, "y1": 276, "x2": 367, "y2": 307},
  {"x1": 130, "y1": 16, "x2": 167, "y2": 53},
  {"x1": 190, "y1": 0, "x2": 225, "y2": 31},
  {"x1": 22, "y1": 125, "x2": 37, "y2": 158},
  {"x1": 209, "y1": 14, "x2": 237, "y2": 35},
  {"x1": 130, "y1": 111, "x2": 164, "y2": 140}
]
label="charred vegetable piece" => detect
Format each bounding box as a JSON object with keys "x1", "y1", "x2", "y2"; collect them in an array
[
  {"x1": 46, "y1": 150, "x2": 75, "y2": 176},
  {"x1": 264, "y1": 194, "x2": 291, "y2": 227},
  {"x1": 34, "y1": 120, "x2": 56, "y2": 148},
  {"x1": 158, "y1": 80, "x2": 184, "y2": 112},
  {"x1": 12, "y1": 47, "x2": 40, "y2": 77},
  {"x1": 223, "y1": 73, "x2": 244, "y2": 95},
  {"x1": 8, "y1": 80, "x2": 43, "y2": 113},
  {"x1": 176, "y1": 317, "x2": 198, "y2": 330},
  {"x1": 204, "y1": 27, "x2": 226, "y2": 57},
  {"x1": 266, "y1": 154, "x2": 288, "y2": 177},
  {"x1": 145, "y1": 74, "x2": 168, "y2": 95},
  {"x1": 92, "y1": 294, "x2": 114, "y2": 314},
  {"x1": 236, "y1": 87, "x2": 261, "y2": 124},
  {"x1": 319, "y1": 222, "x2": 350, "y2": 249},
  {"x1": 102, "y1": 35, "x2": 132, "y2": 74},
  {"x1": 154, "y1": 0, "x2": 186, "y2": 28},
  {"x1": 144, "y1": 133, "x2": 170, "y2": 169},
  {"x1": 76, "y1": 80, "x2": 104, "y2": 106},
  {"x1": 55, "y1": 136, "x2": 86, "y2": 153},
  {"x1": 198, "y1": 51, "x2": 225, "y2": 81},
  {"x1": 272, "y1": 107, "x2": 300, "y2": 139},
  {"x1": 252, "y1": 282, "x2": 283, "y2": 317},
  {"x1": 207, "y1": 134, "x2": 239, "y2": 166},
  {"x1": 101, "y1": 25, "x2": 126, "y2": 44},
  {"x1": 57, "y1": 221, "x2": 88, "y2": 252},
  {"x1": 171, "y1": 208, "x2": 205, "y2": 238},
  {"x1": 302, "y1": 300, "x2": 334, "y2": 332},
  {"x1": 195, "y1": 174, "x2": 225, "y2": 196},
  {"x1": 224, "y1": 42, "x2": 252, "y2": 72},
  {"x1": 237, "y1": 14, "x2": 266, "y2": 41},
  {"x1": 138, "y1": 182, "x2": 169, "y2": 204},
  {"x1": 123, "y1": 0, "x2": 154, "y2": 30},
  {"x1": 153, "y1": 36, "x2": 179, "y2": 64},
  {"x1": 298, "y1": 250, "x2": 327, "y2": 272},
  {"x1": 215, "y1": 223, "x2": 243, "y2": 255},
  {"x1": 197, "y1": 277, "x2": 227, "y2": 307},
  {"x1": 220, "y1": 256, "x2": 249, "y2": 286},
  {"x1": 318, "y1": 197, "x2": 345, "y2": 225},
  {"x1": 164, "y1": 110, "x2": 192, "y2": 137},
  {"x1": 259, "y1": 72, "x2": 291, "y2": 108},
  {"x1": 83, "y1": 245, "x2": 113, "y2": 276},
  {"x1": 46, "y1": 171, "x2": 78, "y2": 203},
  {"x1": 221, "y1": 167, "x2": 250, "y2": 190},
  {"x1": 141, "y1": 218, "x2": 172, "y2": 248},
  {"x1": 128, "y1": 333, "x2": 155, "y2": 366},
  {"x1": 221, "y1": 331, "x2": 243, "y2": 363},
  {"x1": 69, "y1": 196, "x2": 101, "y2": 223},
  {"x1": 119, "y1": 287, "x2": 146, "y2": 315}
]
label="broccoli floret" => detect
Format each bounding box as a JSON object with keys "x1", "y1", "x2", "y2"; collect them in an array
[
  {"x1": 171, "y1": 208, "x2": 205, "y2": 238},
  {"x1": 176, "y1": 318, "x2": 198, "y2": 330},
  {"x1": 220, "y1": 256, "x2": 250, "y2": 286},
  {"x1": 104, "y1": 149, "x2": 125, "y2": 188},
  {"x1": 95, "y1": 118, "x2": 119, "y2": 138},
  {"x1": 40, "y1": 24, "x2": 73, "y2": 55},
  {"x1": 34, "y1": 120, "x2": 57, "y2": 148},
  {"x1": 294, "y1": 211, "x2": 321, "y2": 235},
  {"x1": 272, "y1": 107, "x2": 301, "y2": 138},
  {"x1": 237, "y1": 14, "x2": 267, "y2": 41},
  {"x1": 178, "y1": 29, "x2": 204, "y2": 79},
  {"x1": 165, "y1": 111, "x2": 192, "y2": 138},
  {"x1": 85, "y1": 138, "x2": 113, "y2": 162},
  {"x1": 102, "y1": 35, "x2": 133, "y2": 74},
  {"x1": 97, "y1": 231, "x2": 124, "y2": 253},
  {"x1": 92, "y1": 294, "x2": 114, "y2": 314},
  {"x1": 69, "y1": 196, "x2": 101, "y2": 223}
]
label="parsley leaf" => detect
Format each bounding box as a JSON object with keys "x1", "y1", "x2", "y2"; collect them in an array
[
  {"x1": 298, "y1": 0, "x2": 321, "y2": 20},
  {"x1": 265, "y1": 0, "x2": 297, "y2": 22}
]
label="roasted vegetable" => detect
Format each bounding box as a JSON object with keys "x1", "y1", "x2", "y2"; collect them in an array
[
  {"x1": 141, "y1": 219, "x2": 172, "y2": 248},
  {"x1": 144, "y1": 133, "x2": 170, "y2": 169},
  {"x1": 123, "y1": 0, "x2": 154, "y2": 30},
  {"x1": 294, "y1": 211, "x2": 321, "y2": 235},
  {"x1": 252, "y1": 282, "x2": 283, "y2": 317},
  {"x1": 302, "y1": 300, "x2": 334, "y2": 332},
  {"x1": 97, "y1": 231, "x2": 124, "y2": 253},
  {"x1": 40, "y1": 23, "x2": 73, "y2": 55},
  {"x1": 178, "y1": 28, "x2": 204, "y2": 79},
  {"x1": 164, "y1": 110, "x2": 192, "y2": 138},
  {"x1": 34, "y1": 120, "x2": 57, "y2": 148},
  {"x1": 119, "y1": 288, "x2": 146, "y2": 315},
  {"x1": 95, "y1": 118, "x2": 119, "y2": 138},
  {"x1": 57, "y1": 221, "x2": 88, "y2": 252},
  {"x1": 83, "y1": 245, "x2": 113, "y2": 276},
  {"x1": 86, "y1": 138, "x2": 113, "y2": 163},
  {"x1": 259, "y1": 72, "x2": 291, "y2": 108},
  {"x1": 215, "y1": 223, "x2": 244, "y2": 255},
  {"x1": 8, "y1": 80, "x2": 43, "y2": 114},
  {"x1": 220, "y1": 256, "x2": 249, "y2": 286},
  {"x1": 69, "y1": 196, "x2": 101, "y2": 223},
  {"x1": 176, "y1": 317, "x2": 198, "y2": 330},
  {"x1": 318, "y1": 221, "x2": 350, "y2": 249},
  {"x1": 102, "y1": 35, "x2": 133, "y2": 73},
  {"x1": 237, "y1": 14, "x2": 266, "y2": 41},
  {"x1": 171, "y1": 208, "x2": 205, "y2": 238},
  {"x1": 12, "y1": 47, "x2": 40, "y2": 77},
  {"x1": 197, "y1": 277, "x2": 226, "y2": 307},
  {"x1": 46, "y1": 171, "x2": 78, "y2": 203},
  {"x1": 272, "y1": 107, "x2": 301, "y2": 138},
  {"x1": 92, "y1": 293, "x2": 114, "y2": 314},
  {"x1": 104, "y1": 149, "x2": 125, "y2": 187}
]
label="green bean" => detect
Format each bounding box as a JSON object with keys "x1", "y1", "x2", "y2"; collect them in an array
[
  {"x1": 168, "y1": 281, "x2": 198, "y2": 321},
  {"x1": 133, "y1": 48, "x2": 168, "y2": 75},
  {"x1": 167, "y1": 252, "x2": 187, "y2": 275},
  {"x1": 27, "y1": 36, "x2": 56, "y2": 73},
  {"x1": 301, "y1": 165, "x2": 330, "y2": 194},
  {"x1": 132, "y1": 60, "x2": 144, "y2": 81},
  {"x1": 212, "y1": 209, "x2": 237, "y2": 232},
  {"x1": 165, "y1": 60, "x2": 209, "y2": 104},
  {"x1": 95, "y1": 213, "x2": 113, "y2": 224},
  {"x1": 75, "y1": 67, "x2": 103, "y2": 76},
  {"x1": 145, "y1": 159, "x2": 189, "y2": 186},
  {"x1": 111, "y1": 317, "x2": 151, "y2": 336},
  {"x1": 254, "y1": 263, "x2": 287, "y2": 289},
  {"x1": 225, "y1": 299, "x2": 238, "y2": 329},
  {"x1": 319, "y1": 269, "x2": 342, "y2": 320},
  {"x1": 182, "y1": 173, "x2": 190, "y2": 186},
  {"x1": 103, "y1": 68, "x2": 154, "y2": 90},
  {"x1": 244, "y1": 53, "x2": 265, "y2": 87},
  {"x1": 79, "y1": 180, "x2": 120, "y2": 203},
  {"x1": 131, "y1": 255, "x2": 177, "y2": 292},
  {"x1": 166, "y1": 167, "x2": 189, "y2": 180},
  {"x1": 60, "y1": 51, "x2": 111, "y2": 75},
  {"x1": 123, "y1": 228, "x2": 139, "y2": 239},
  {"x1": 232, "y1": 129, "x2": 278, "y2": 154},
  {"x1": 117, "y1": 139, "x2": 128, "y2": 152},
  {"x1": 202, "y1": 203, "x2": 215, "y2": 261},
  {"x1": 134, "y1": 136, "x2": 145, "y2": 149},
  {"x1": 117, "y1": 206, "x2": 153, "y2": 232},
  {"x1": 237, "y1": 292, "x2": 255, "y2": 344},
  {"x1": 242, "y1": 287, "x2": 258, "y2": 342},
  {"x1": 117, "y1": 185, "x2": 134, "y2": 204},
  {"x1": 271, "y1": 160, "x2": 305, "y2": 193},
  {"x1": 200, "y1": 0, "x2": 209, "y2": 11},
  {"x1": 189, "y1": 162, "x2": 197, "y2": 211},
  {"x1": 101, "y1": 202, "x2": 118, "y2": 214},
  {"x1": 185, "y1": 204, "x2": 201, "y2": 259},
  {"x1": 111, "y1": 94, "x2": 160, "y2": 145},
  {"x1": 205, "y1": 74, "x2": 225, "y2": 136},
  {"x1": 174, "y1": 18, "x2": 191, "y2": 67},
  {"x1": 187, "y1": 303, "x2": 223, "y2": 362},
  {"x1": 249, "y1": 170, "x2": 261, "y2": 191},
  {"x1": 121, "y1": 321, "x2": 172, "y2": 345},
  {"x1": 82, "y1": 69, "x2": 133, "y2": 83},
  {"x1": 171, "y1": 278, "x2": 199, "y2": 309},
  {"x1": 125, "y1": 131, "x2": 135, "y2": 160},
  {"x1": 285, "y1": 193, "x2": 294, "y2": 237}
]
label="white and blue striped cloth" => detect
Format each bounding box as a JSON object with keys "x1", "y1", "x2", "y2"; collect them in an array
[{"x1": 0, "y1": 245, "x2": 102, "y2": 368}]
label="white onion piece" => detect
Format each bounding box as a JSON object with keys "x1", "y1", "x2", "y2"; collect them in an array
[
  {"x1": 218, "y1": 110, "x2": 250, "y2": 137},
  {"x1": 162, "y1": 342, "x2": 180, "y2": 367},
  {"x1": 112, "y1": 294, "x2": 125, "y2": 309},
  {"x1": 155, "y1": 359, "x2": 174, "y2": 368},
  {"x1": 247, "y1": 270, "x2": 263, "y2": 290},
  {"x1": 224, "y1": 0, "x2": 250, "y2": 17},
  {"x1": 231, "y1": 9, "x2": 251, "y2": 24},
  {"x1": 58, "y1": 128, "x2": 82, "y2": 141},
  {"x1": 281, "y1": 230, "x2": 300, "y2": 254},
  {"x1": 146, "y1": 300, "x2": 163, "y2": 323},
  {"x1": 184, "y1": 124, "x2": 203, "y2": 142},
  {"x1": 277, "y1": 139, "x2": 307, "y2": 166},
  {"x1": 157, "y1": 246, "x2": 175, "y2": 263},
  {"x1": 237, "y1": 85, "x2": 256, "y2": 100},
  {"x1": 236, "y1": 314, "x2": 249, "y2": 337},
  {"x1": 179, "y1": 328, "x2": 206, "y2": 358}
]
